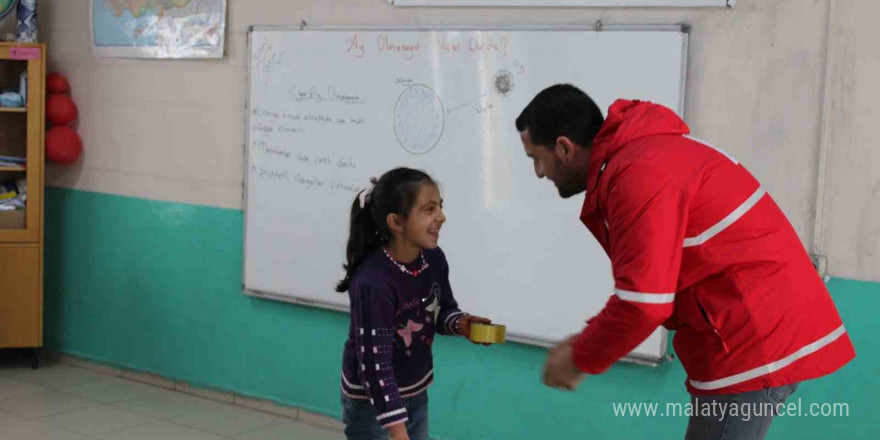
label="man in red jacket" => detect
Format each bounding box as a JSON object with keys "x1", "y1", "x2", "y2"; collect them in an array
[{"x1": 516, "y1": 84, "x2": 854, "y2": 439}]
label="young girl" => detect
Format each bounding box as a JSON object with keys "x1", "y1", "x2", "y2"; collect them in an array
[{"x1": 337, "y1": 167, "x2": 492, "y2": 440}]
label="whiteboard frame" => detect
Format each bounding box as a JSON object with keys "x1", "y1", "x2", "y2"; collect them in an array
[
  {"x1": 388, "y1": 0, "x2": 734, "y2": 6},
  {"x1": 243, "y1": 24, "x2": 689, "y2": 366}
]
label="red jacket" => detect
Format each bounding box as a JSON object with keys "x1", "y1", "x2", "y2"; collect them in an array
[{"x1": 574, "y1": 99, "x2": 855, "y2": 395}]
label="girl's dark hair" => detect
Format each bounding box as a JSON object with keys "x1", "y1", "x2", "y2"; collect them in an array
[{"x1": 336, "y1": 167, "x2": 436, "y2": 292}]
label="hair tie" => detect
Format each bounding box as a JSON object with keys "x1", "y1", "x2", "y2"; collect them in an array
[{"x1": 358, "y1": 176, "x2": 379, "y2": 208}]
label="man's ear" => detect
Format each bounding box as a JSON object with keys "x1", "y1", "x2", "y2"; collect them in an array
[
  {"x1": 386, "y1": 213, "x2": 404, "y2": 234},
  {"x1": 554, "y1": 136, "x2": 578, "y2": 163}
]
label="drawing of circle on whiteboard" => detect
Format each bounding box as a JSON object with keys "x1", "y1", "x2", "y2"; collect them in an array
[
  {"x1": 394, "y1": 84, "x2": 445, "y2": 155},
  {"x1": 494, "y1": 69, "x2": 514, "y2": 97}
]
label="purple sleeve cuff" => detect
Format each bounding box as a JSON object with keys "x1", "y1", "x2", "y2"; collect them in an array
[
  {"x1": 446, "y1": 311, "x2": 466, "y2": 336},
  {"x1": 377, "y1": 408, "x2": 409, "y2": 428}
]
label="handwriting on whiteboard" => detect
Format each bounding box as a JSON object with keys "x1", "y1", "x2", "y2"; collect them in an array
[
  {"x1": 251, "y1": 165, "x2": 362, "y2": 196},
  {"x1": 345, "y1": 33, "x2": 510, "y2": 60},
  {"x1": 250, "y1": 106, "x2": 368, "y2": 138},
  {"x1": 253, "y1": 37, "x2": 284, "y2": 84},
  {"x1": 289, "y1": 86, "x2": 366, "y2": 105}
]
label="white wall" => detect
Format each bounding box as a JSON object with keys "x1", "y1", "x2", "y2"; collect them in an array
[
  {"x1": 39, "y1": 0, "x2": 879, "y2": 281},
  {"x1": 817, "y1": 0, "x2": 880, "y2": 280},
  {"x1": 42, "y1": 0, "x2": 247, "y2": 209}
]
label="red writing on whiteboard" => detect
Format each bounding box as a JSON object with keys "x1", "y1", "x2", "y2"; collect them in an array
[
  {"x1": 346, "y1": 33, "x2": 365, "y2": 58},
  {"x1": 468, "y1": 35, "x2": 508, "y2": 56},
  {"x1": 436, "y1": 36, "x2": 461, "y2": 53},
  {"x1": 378, "y1": 34, "x2": 422, "y2": 61}
]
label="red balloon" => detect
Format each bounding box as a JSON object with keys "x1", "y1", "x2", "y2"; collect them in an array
[
  {"x1": 46, "y1": 94, "x2": 78, "y2": 127},
  {"x1": 46, "y1": 127, "x2": 83, "y2": 165},
  {"x1": 46, "y1": 73, "x2": 71, "y2": 94}
]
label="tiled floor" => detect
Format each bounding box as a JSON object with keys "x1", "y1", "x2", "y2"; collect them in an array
[{"x1": 0, "y1": 352, "x2": 344, "y2": 440}]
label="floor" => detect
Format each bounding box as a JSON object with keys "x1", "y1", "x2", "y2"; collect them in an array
[{"x1": 0, "y1": 351, "x2": 345, "y2": 440}]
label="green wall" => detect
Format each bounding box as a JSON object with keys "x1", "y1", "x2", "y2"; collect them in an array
[{"x1": 43, "y1": 187, "x2": 877, "y2": 439}]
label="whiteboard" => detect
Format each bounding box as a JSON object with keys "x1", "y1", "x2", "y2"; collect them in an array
[
  {"x1": 390, "y1": 0, "x2": 734, "y2": 7},
  {"x1": 244, "y1": 26, "x2": 688, "y2": 363}
]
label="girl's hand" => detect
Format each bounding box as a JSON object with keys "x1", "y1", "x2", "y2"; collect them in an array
[
  {"x1": 388, "y1": 423, "x2": 410, "y2": 440},
  {"x1": 457, "y1": 314, "x2": 493, "y2": 344}
]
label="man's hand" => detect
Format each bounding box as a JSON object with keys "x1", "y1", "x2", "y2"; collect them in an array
[{"x1": 542, "y1": 335, "x2": 586, "y2": 391}]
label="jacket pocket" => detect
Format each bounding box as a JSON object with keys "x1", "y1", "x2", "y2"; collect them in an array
[{"x1": 694, "y1": 293, "x2": 730, "y2": 354}]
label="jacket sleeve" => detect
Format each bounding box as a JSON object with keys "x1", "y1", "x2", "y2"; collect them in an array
[
  {"x1": 572, "y1": 162, "x2": 688, "y2": 374},
  {"x1": 350, "y1": 282, "x2": 408, "y2": 427},
  {"x1": 435, "y1": 249, "x2": 465, "y2": 336}
]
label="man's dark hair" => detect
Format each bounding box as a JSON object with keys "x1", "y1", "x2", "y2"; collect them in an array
[{"x1": 515, "y1": 84, "x2": 605, "y2": 148}]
